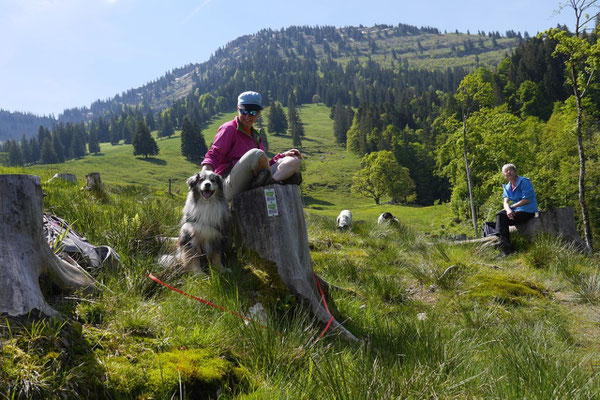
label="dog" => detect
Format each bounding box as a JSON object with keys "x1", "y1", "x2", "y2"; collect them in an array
[
  {"x1": 336, "y1": 210, "x2": 352, "y2": 230},
  {"x1": 378, "y1": 212, "x2": 399, "y2": 225},
  {"x1": 177, "y1": 170, "x2": 230, "y2": 273}
]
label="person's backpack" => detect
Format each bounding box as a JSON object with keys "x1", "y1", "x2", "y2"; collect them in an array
[
  {"x1": 482, "y1": 221, "x2": 497, "y2": 237},
  {"x1": 43, "y1": 213, "x2": 121, "y2": 271}
]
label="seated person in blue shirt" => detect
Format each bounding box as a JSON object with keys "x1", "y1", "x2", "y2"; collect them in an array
[{"x1": 496, "y1": 163, "x2": 538, "y2": 255}]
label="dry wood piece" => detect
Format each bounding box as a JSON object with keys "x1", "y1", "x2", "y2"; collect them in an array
[
  {"x1": 85, "y1": 172, "x2": 103, "y2": 191},
  {"x1": 0, "y1": 174, "x2": 96, "y2": 317},
  {"x1": 47, "y1": 173, "x2": 77, "y2": 183},
  {"x1": 232, "y1": 184, "x2": 358, "y2": 341}
]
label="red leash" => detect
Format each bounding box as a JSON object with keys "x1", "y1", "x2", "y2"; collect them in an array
[
  {"x1": 148, "y1": 273, "x2": 250, "y2": 322},
  {"x1": 314, "y1": 273, "x2": 334, "y2": 338},
  {"x1": 148, "y1": 272, "x2": 334, "y2": 339}
]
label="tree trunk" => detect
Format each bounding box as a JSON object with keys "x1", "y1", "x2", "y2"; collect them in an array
[
  {"x1": 462, "y1": 117, "x2": 478, "y2": 237},
  {"x1": 232, "y1": 184, "x2": 358, "y2": 341},
  {"x1": 575, "y1": 93, "x2": 593, "y2": 252},
  {"x1": 85, "y1": 172, "x2": 103, "y2": 191},
  {"x1": 0, "y1": 174, "x2": 96, "y2": 317}
]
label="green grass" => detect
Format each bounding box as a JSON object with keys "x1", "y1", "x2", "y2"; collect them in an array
[{"x1": 3, "y1": 103, "x2": 600, "y2": 398}]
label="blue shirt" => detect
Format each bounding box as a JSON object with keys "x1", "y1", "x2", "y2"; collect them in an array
[{"x1": 503, "y1": 176, "x2": 538, "y2": 213}]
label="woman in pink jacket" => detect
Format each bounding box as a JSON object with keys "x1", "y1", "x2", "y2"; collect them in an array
[{"x1": 201, "y1": 91, "x2": 302, "y2": 201}]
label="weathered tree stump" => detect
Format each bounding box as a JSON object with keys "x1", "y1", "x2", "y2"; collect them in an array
[
  {"x1": 47, "y1": 173, "x2": 77, "y2": 183},
  {"x1": 232, "y1": 184, "x2": 358, "y2": 341},
  {"x1": 85, "y1": 172, "x2": 103, "y2": 191},
  {"x1": 512, "y1": 207, "x2": 586, "y2": 250},
  {"x1": 0, "y1": 174, "x2": 96, "y2": 317},
  {"x1": 453, "y1": 207, "x2": 586, "y2": 251}
]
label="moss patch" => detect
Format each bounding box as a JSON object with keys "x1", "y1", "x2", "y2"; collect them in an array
[
  {"x1": 465, "y1": 273, "x2": 547, "y2": 306},
  {"x1": 105, "y1": 348, "x2": 239, "y2": 398}
]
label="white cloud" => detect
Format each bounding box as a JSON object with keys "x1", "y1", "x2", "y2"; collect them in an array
[{"x1": 181, "y1": 0, "x2": 214, "y2": 24}]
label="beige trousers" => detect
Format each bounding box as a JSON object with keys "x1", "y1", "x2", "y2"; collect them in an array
[{"x1": 224, "y1": 148, "x2": 273, "y2": 201}]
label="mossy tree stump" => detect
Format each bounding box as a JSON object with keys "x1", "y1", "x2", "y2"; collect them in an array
[{"x1": 232, "y1": 184, "x2": 358, "y2": 341}]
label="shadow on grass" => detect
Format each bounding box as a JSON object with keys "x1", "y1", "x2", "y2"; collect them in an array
[
  {"x1": 137, "y1": 157, "x2": 167, "y2": 165},
  {"x1": 1, "y1": 310, "x2": 109, "y2": 398},
  {"x1": 303, "y1": 195, "x2": 334, "y2": 207}
]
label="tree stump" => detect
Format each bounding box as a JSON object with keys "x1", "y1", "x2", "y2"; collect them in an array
[
  {"x1": 453, "y1": 207, "x2": 586, "y2": 251},
  {"x1": 47, "y1": 173, "x2": 77, "y2": 183},
  {"x1": 85, "y1": 172, "x2": 103, "y2": 191},
  {"x1": 512, "y1": 207, "x2": 586, "y2": 250},
  {"x1": 232, "y1": 184, "x2": 358, "y2": 341},
  {"x1": 0, "y1": 174, "x2": 96, "y2": 317}
]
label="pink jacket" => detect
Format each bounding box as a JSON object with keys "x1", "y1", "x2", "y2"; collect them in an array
[{"x1": 201, "y1": 118, "x2": 282, "y2": 176}]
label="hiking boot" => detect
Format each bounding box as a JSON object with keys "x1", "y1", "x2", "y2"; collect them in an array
[
  {"x1": 497, "y1": 237, "x2": 514, "y2": 256},
  {"x1": 280, "y1": 172, "x2": 302, "y2": 186},
  {"x1": 249, "y1": 168, "x2": 273, "y2": 189}
]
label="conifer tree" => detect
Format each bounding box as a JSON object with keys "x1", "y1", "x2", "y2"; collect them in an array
[
  {"x1": 122, "y1": 115, "x2": 135, "y2": 144},
  {"x1": 191, "y1": 119, "x2": 207, "y2": 158},
  {"x1": 71, "y1": 132, "x2": 87, "y2": 158},
  {"x1": 6, "y1": 140, "x2": 24, "y2": 167},
  {"x1": 158, "y1": 112, "x2": 174, "y2": 139},
  {"x1": 132, "y1": 119, "x2": 159, "y2": 158},
  {"x1": 259, "y1": 127, "x2": 269, "y2": 152},
  {"x1": 20, "y1": 135, "x2": 32, "y2": 165},
  {"x1": 109, "y1": 123, "x2": 121, "y2": 145},
  {"x1": 97, "y1": 117, "x2": 110, "y2": 143},
  {"x1": 29, "y1": 137, "x2": 40, "y2": 163},
  {"x1": 40, "y1": 137, "x2": 58, "y2": 164},
  {"x1": 180, "y1": 116, "x2": 207, "y2": 162},
  {"x1": 267, "y1": 102, "x2": 288, "y2": 135},
  {"x1": 88, "y1": 130, "x2": 101, "y2": 154},
  {"x1": 51, "y1": 131, "x2": 65, "y2": 163},
  {"x1": 333, "y1": 100, "x2": 353, "y2": 145},
  {"x1": 145, "y1": 110, "x2": 156, "y2": 131},
  {"x1": 38, "y1": 125, "x2": 50, "y2": 146},
  {"x1": 287, "y1": 100, "x2": 304, "y2": 138}
]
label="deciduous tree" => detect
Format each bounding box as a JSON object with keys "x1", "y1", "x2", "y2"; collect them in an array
[
  {"x1": 455, "y1": 68, "x2": 494, "y2": 236},
  {"x1": 544, "y1": 0, "x2": 600, "y2": 251},
  {"x1": 351, "y1": 150, "x2": 415, "y2": 204}
]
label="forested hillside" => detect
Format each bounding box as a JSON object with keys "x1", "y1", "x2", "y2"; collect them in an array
[
  {"x1": 4, "y1": 19, "x2": 599, "y2": 247},
  {"x1": 0, "y1": 110, "x2": 56, "y2": 143},
  {"x1": 0, "y1": 23, "x2": 521, "y2": 141}
]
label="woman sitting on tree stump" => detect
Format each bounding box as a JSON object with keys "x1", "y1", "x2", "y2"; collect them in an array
[{"x1": 200, "y1": 91, "x2": 302, "y2": 202}]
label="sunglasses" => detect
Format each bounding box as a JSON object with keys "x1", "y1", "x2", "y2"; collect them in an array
[{"x1": 239, "y1": 109, "x2": 259, "y2": 116}]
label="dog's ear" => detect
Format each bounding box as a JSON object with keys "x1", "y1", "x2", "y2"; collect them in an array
[
  {"x1": 214, "y1": 173, "x2": 224, "y2": 191},
  {"x1": 187, "y1": 173, "x2": 200, "y2": 189}
]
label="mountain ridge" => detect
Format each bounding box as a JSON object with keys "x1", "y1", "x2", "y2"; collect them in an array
[{"x1": 0, "y1": 23, "x2": 521, "y2": 141}]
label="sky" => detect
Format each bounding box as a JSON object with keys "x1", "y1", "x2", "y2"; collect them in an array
[{"x1": 0, "y1": 0, "x2": 577, "y2": 117}]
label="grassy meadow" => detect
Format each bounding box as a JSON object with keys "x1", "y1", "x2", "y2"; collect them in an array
[{"x1": 2, "y1": 104, "x2": 600, "y2": 398}]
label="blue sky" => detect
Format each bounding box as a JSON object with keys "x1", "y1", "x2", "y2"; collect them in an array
[{"x1": 0, "y1": 0, "x2": 575, "y2": 117}]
